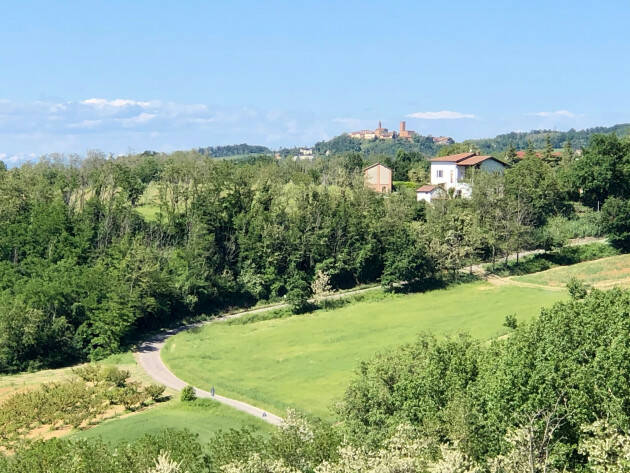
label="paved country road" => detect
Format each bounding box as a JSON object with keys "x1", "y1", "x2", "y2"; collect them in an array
[
  {"x1": 135, "y1": 285, "x2": 378, "y2": 427},
  {"x1": 136, "y1": 237, "x2": 605, "y2": 426}
]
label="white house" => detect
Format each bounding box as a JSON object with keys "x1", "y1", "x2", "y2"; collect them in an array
[{"x1": 416, "y1": 152, "x2": 506, "y2": 202}]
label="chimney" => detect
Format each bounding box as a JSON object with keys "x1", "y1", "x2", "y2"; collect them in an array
[{"x1": 400, "y1": 121, "x2": 406, "y2": 132}]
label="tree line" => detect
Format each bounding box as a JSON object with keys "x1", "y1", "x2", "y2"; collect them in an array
[{"x1": 0, "y1": 132, "x2": 628, "y2": 373}]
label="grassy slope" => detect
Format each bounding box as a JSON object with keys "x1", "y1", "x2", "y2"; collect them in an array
[
  {"x1": 515, "y1": 253, "x2": 630, "y2": 288},
  {"x1": 73, "y1": 398, "x2": 272, "y2": 445},
  {"x1": 162, "y1": 281, "x2": 566, "y2": 419},
  {"x1": 0, "y1": 352, "x2": 150, "y2": 403},
  {"x1": 0, "y1": 351, "x2": 272, "y2": 443}
]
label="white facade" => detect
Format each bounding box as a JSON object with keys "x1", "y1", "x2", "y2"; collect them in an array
[{"x1": 417, "y1": 155, "x2": 505, "y2": 203}]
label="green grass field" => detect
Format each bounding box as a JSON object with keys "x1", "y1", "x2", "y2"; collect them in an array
[
  {"x1": 162, "y1": 281, "x2": 566, "y2": 419},
  {"x1": 515, "y1": 253, "x2": 630, "y2": 288},
  {"x1": 73, "y1": 398, "x2": 272, "y2": 445}
]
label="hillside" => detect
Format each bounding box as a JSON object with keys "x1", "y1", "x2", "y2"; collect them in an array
[
  {"x1": 312, "y1": 123, "x2": 630, "y2": 158},
  {"x1": 313, "y1": 133, "x2": 440, "y2": 157},
  {"x1": 196, "y1": 143, "x2": 272, "y2": 158},
  {"x1": 468, "y1": 122, "x2": 630, "y2": 154}
]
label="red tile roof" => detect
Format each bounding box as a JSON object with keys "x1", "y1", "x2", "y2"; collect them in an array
[
  {"x1": 458, "y1": 155, "x2": 505, "y2": 166},
  {"x1": 515, "y1": 151, "x2": 562, "y2": 159},
  {"x1": 429, "y1": 152, "x2": 476, "y2": 163},
  {"x1": 416, "y1": 185, "x2": 437, "y2": 192}
]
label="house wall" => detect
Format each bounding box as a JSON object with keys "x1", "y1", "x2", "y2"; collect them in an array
[
  {"x1": 417, "y1": 191, "x2": 433, "y2": 203},
  {"x1": 364, "y1": 165, "x2": 392, "y2": 193},
  {"x1": 431, "y1": 162, "x2": 464, "y2": 189}
]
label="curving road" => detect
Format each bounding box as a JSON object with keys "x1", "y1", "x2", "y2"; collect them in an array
[
  {"x1": 135, "y1": 286, "x2": 378, "y2": 427},
  {"x1": 136, "y1": 238, "x2": 605, "y2": 427}
]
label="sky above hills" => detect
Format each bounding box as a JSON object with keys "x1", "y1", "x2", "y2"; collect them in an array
[{"x1": 2, "y1": 0, "x2": 630, "y2": 164}]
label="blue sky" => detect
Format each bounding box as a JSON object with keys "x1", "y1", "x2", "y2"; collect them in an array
[{"x1": 2, "y1": 0, "x2": 630, "y2": 164}]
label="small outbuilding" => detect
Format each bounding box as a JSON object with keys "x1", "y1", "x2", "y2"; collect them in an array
[
  {"x1": 416, "y1": 184, "x2": 445, "y2": 203},
  {"x1": 363, "y1": 163, "x2": 392, "y2": 194}
]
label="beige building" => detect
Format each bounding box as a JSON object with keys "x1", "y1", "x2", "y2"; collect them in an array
[
  {"x1": 397, "y1": 121, "x2": 417, "y2": 140},
  {"x1": 363, "y1": 163, "x2": 392, "y2": 194}
]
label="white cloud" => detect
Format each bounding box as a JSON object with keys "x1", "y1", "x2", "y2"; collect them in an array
[
  {"x1": 81, "y1": 98, "x2": 152, "y2": 108},
  {"x1": 68, "y1": 119, "x2": 102, "y2": 129},
  {"x1": 119, "y1": 112, "x2": 156, "y2": 127},
  {"x1": 530, "y1": 110, "x2": 577, "y2": 118},
  {"x1": 406, "y1": 110, "x2": 476, "y2": 120}
]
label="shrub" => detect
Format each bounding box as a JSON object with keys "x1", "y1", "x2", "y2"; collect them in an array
[
  {"x1": 73, "y1": 364, "x2": 101, "y2": 383},
  {"x1": 101, "y1": 366, "x2": 130, "y2": 387},
  {"x1": 601, "y1": 197, "x2": 630, "y2": 250},
  {"x1": 286, "y1": 276, "x2": 313, "y2": 314},
  {"x1": 503, "y1": 313, "x2": 518, "y2": 330},
  {"x1": 145, "y1": 384, "x2": 166, "y2": 402},
  {"x1": 180, "y1": 386, "x2": 197, "y2": 402},
  {"x1": 567, "y1": 277, "x2": 589, "y2": 299}
]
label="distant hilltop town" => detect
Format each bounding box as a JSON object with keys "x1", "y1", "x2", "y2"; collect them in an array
[{"x1": 348, "y1": 121, "x2": 453, "y2": 145}]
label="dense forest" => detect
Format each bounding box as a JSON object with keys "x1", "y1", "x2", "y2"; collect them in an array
[
  {"x1": 313, "y1": 134, "x2": 440, "y2": 157},
  {"x1": 2, "y1": 133, "x2": 630, "y2": 374},
  {"x1": 311, "y1": 123, "x2": 630, "y2": 159},
  {"x1": 196, "y1": 144, "x2": 272, "y2": 158}
]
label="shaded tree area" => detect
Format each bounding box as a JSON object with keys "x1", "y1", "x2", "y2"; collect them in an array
[
  {"x1": 0, "y1": 151, "x2": 433, "y2": 373},
  {"x1": 338, "y1": 288, "x2": 630, "y2": 471}
]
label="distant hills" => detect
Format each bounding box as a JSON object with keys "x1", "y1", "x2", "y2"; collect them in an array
[
  {"x1": 191, "y1": 123, "x2": 630, "y2": 161},
  {"x1": 468, "y1": 123, "x2": 630, "y2": 154},
  {"x1": 197, "y1": 143, "x2": 272, "y2": 158},
  {"x1": 307, "y1": 123, "x2": 630, "y2": 158}
]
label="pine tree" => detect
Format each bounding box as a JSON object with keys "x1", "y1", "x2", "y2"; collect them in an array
[
  {"x1": 562, "y1": 139, "x2": 574, "y2": 166},
  {"x1": 524, "y1": 140, "x2": 537, "y2": 160},
  {"x1": 505, "y1": 142, "x2": 517, "y2": 164},
  {"x1": 542, "y1": 135, "x2": 560, "y2": 167}
]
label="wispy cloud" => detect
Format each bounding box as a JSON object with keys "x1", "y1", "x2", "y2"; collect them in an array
[
  {"x1": 0, "y1": 98, "x2": 339, "y2": 165},
  {"x1": 406, "y1": 110, "x2": 476, "y2": 120},
  {"x1": 81, "y1": 98, "x2": 152, "y2": 108},
  {"x1": 530, "y1": 110, "x2": 577, "y2": 118}
]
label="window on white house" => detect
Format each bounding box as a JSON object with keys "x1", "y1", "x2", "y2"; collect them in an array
[{"x1": 436, "y1": 170, "x2": 443, "y2": 178}]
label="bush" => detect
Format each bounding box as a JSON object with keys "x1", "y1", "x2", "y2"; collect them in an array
[
  {"x1": 567, "y1": 277, "x2": 589, "y2": 299},
  {"x1": 73, "y1": 364, "x2": 101, "y2": 383},
  {"x1": 180, "y1": 385, "x2": 197, "y2": 402},
  {"x1": 286, "y1": 276, "x2": 313, "y2": 314},
  {"x1": 601, "y1": 197, "x2": 630, "y2": 250},
  {"x1": 145, "y1": 384, "x2": 166, "y2": 402},
  {"x1": 102, "y1": 366, "x2": 130, "y2": 387},
  {"x1": 503, "y1": 313, "x2": 518, "y2": 329}
]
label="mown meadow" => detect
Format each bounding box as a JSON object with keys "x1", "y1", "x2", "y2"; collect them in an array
[{"x1": 162, "y1": 281, "x2": 566, "y2": 418}]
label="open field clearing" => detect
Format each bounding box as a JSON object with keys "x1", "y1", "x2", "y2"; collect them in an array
[
  {"x1": 0, "y1": 352, "x2": 152, "y2": 403},
  {"x1": 0, "y1": 351, "x2": 270, "y2": 444},
  {"x1": 73, "y1": 398, "x2": 272, "y2": 445},
  {"x1": 514, "y1": 253, "x2": 630, "y2": 288},
  {"x1": 162, "y1": 281, "x2": 566, "y2": 419}
]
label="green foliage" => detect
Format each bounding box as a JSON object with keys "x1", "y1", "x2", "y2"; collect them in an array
[
  {"x1": 487, "y1": 242, "x2": 617, "y2": 277},
  {"x1": 145, "y1": 384, "x2": 166, "y2": 402},
  {"x1": 566, "y1": 277, "x2": 589, "y2": 299},
  {"x1": 197, "y1": 143, "x2": 272, "y2": 158},
  {"x1": 338, "y1": 288, "x2": 630, "y2": 469},
  {"x1": 503, "y1": 313, "x2": 517, "y2": 329},
  {"x1": 0, "y1": 429, "x2": 211, "y2": 473},
  {"x1": 286, "y1": 276, "x2": 313, "y2": 314},
  {"x1": 180, "y1": 385, "x2": 197, "y2": 402},
  {"x1": 571, "y1": 134, "x2": 630, "y2": 208},
  {"x1": 601, "y1": 196, "x2": 630, "y2": 250},
  {"x1": 0, "y1": 364, "x2": 161, "y2": 449},
  {"x1": 466, "y1": 123, "x2": 630, "y2": 155}
]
